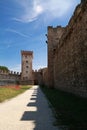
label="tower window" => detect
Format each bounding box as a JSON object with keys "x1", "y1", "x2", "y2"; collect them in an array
[
  {"x1": 26, "y1": 77, "x2": 28, "y2": 79},
  {"x1": 25, "y1": 55, "x2": 27, "y2": 58},
  {"x1": 26, "y1": 66, "x2": 29, "y2": 68},
  {"x1": 26, "y1": 60, "x2": 28, "y2": 63}
]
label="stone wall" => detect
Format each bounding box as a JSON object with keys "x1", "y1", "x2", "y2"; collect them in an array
[
  {"x1": 33, "y1": 68, "x2": 48, "y2": 86},
  {"x1": 33, "y1": 70, "x2": 43, "y2": 85},
  {"x1": 42, "y1": 68, "x2": 48, "y2": 86},
  {"x1": 47, "y1": 26, "x2": 65, "y2": 87},
  {"x1": 46, "y1": 1, "x2": 87, "y2": 97},
  {"x1": 0, "y1": 71, "x2": 21, "y2": 86}
]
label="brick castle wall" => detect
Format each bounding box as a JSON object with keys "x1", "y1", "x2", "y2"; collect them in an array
[
  {"x1": 46, "y1": 1, "x2": 87, "y2": 97},
  {"x1": 47, "y1": 26, "x2": 65, "y2": 87},
  {"x1": 0, "y1": 70, "x2": 20, "y2": 86}
]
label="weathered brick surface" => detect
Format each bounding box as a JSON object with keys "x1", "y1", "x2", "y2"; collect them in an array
[
  {"x1": 47, "y1": 1, "x2": 87, "y2": 97},
  {"x1": 21, "y1": 51, "x2": 34, "y2": 85},
  {"x1": 47, "y1": 26, "x2": 65, "y2": 87},
  {"x1": 41, "y1": 68, "x2": 48, "y2": 86},
  {"x1": 33, "y1": 68, "x2": 48, "y2": 86},
  {"x1": 0, "y1": 70, "x2": 20, "y2": 85}
]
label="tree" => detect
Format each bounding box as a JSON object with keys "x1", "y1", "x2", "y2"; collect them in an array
[{"x1": 0, "y1": 66, "x2": 9, "y2": 72}]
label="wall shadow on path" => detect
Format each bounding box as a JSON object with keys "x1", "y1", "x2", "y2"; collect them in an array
[{"x1": 20, "y1": 86, "x2": 58, "y2": 130}]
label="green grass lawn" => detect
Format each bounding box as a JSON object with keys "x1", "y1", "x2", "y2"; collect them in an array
[
  {"x1": 0, "y1": 85, "x2": 32, "y2": 102},
  {"x1": 41, "y1": 86, "x2": 87, "y2": 130}
]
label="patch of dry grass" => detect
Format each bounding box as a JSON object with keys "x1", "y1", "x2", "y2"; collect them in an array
[{"x1": 0, "y1": 85, "x2": 31, "y2": 102}]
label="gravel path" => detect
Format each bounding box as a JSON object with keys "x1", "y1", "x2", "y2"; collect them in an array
[{"x1": 0, "y1": 85, "x2": 59, "y2": 130}]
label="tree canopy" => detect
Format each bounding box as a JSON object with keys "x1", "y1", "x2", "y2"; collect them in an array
[{"x1": 0, "y1": 66, "x2": 9, "y2": 72}]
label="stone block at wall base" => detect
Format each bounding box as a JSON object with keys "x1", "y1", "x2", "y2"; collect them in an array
[{"x1": 20, "y1": 80, "x2": 34, "y2": 85}]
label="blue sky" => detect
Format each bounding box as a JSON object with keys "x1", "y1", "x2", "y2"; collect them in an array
[{"x1": 0, "y1": 0, "x2": 80, "y2": 72}]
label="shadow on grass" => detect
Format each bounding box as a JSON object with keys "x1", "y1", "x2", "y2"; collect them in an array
[{"x1": 40, "y1": 86, "x2": 87, "y2": 130}]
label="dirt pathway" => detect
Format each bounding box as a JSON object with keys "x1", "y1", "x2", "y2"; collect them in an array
[{"x1": 0, "y1": 85, "x2": 59, "y2": 130}]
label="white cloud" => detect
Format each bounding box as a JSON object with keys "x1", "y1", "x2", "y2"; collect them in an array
[
  {"x1": 6, "y1": 28, "x2": 29, "y2": 38},
  {"x1": 13, "y1": 0, "x2": 44, "y2": 23},
  {"x1": 36, "y1": 5, "x2": 43, "y2": 14},
  {"x1": 13, "y1": 0, "x2": 80, "y2": 23}
]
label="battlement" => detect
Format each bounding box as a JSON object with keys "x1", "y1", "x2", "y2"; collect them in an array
[
  {"x1": 81, "y1": 0, "x2": 87, "y2": 3},
  {"x1": 21, "y1": 50, "x2": 33, "y2": 57},
  {"x1": 48, "y1": 26, "x2": 64, "y2": 34},
  {"x1": 9, "y1": 71, "x2": 20, "y2": 75},
  {"x1": 0, "y1": 69, "x2": 20, "y2": 75}
]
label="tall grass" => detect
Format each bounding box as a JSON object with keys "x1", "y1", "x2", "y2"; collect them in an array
[{"x1": 0, "y1": 85, "x2": 31, "y2": 102}]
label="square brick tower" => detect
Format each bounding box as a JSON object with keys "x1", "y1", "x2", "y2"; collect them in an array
[
  {"x1": 46, "y1": 26, "x2": 65, "y2": 88},
  {"x1": 21, "y1": 50, "x2": 33, "y2": 84}
]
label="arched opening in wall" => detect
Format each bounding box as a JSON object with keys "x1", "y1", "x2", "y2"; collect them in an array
[{"x1": 34, "y1": 80, "x2": 38, "y2": 85}]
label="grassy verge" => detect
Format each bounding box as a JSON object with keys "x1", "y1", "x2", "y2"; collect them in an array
[
  {"x1": 0, "y1": 85, "x2": 32, "y2": 102},
  {"x1": 41, "y1": 86, "x2": 87, "y2": 130}
]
